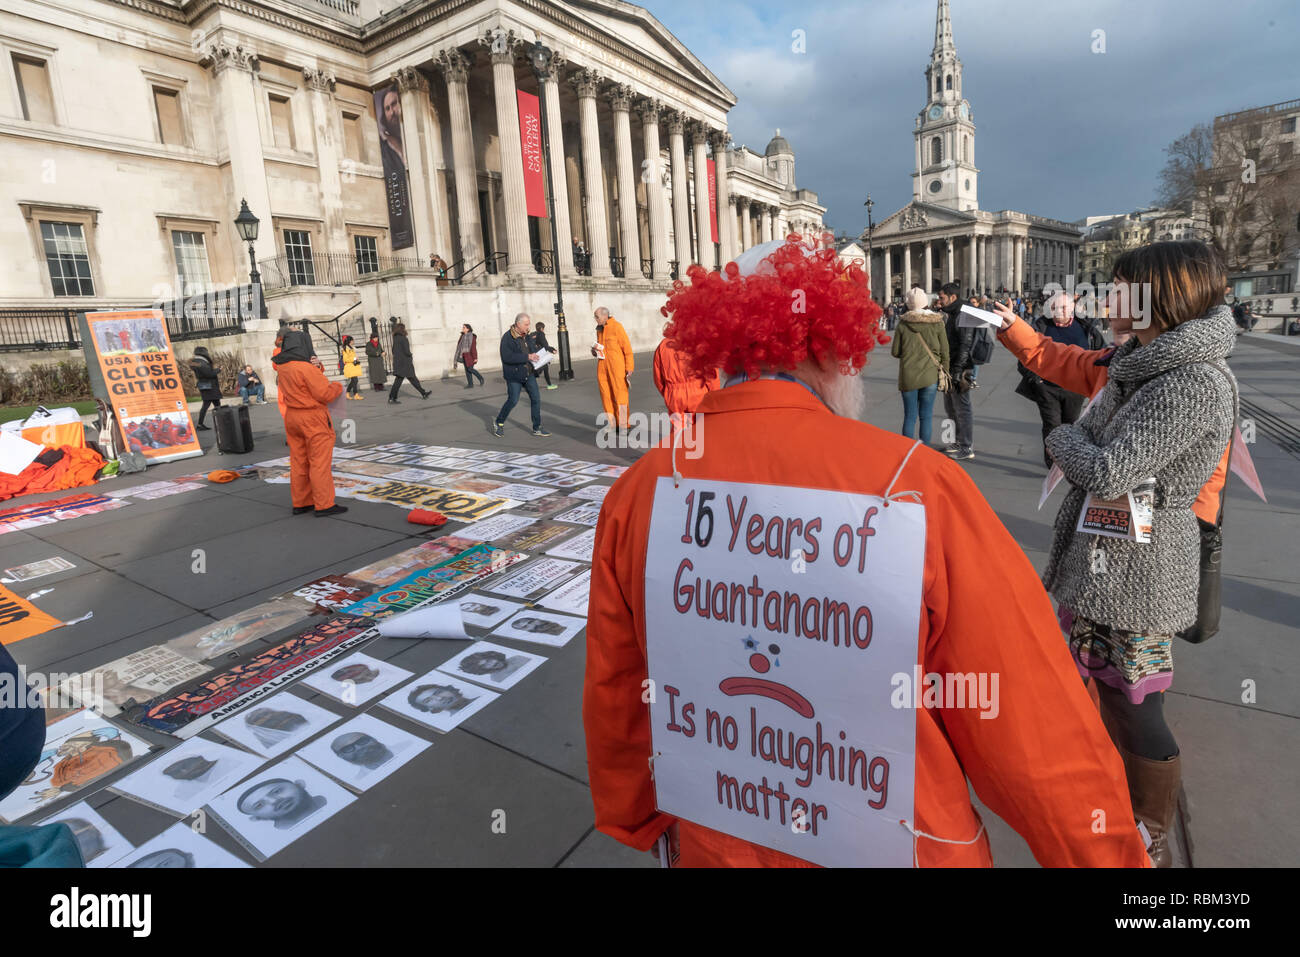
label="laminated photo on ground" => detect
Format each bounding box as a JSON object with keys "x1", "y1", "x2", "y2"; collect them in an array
[
  {"x1": 490, "y1": 609, "x2": 585, "y2": 648},
  {"x1": 212, "y1": 691, "x2": 343, "y2": 759},
  {"x1": 437, "y1": 640, "x2": 548, "y2": 690},
  {"x1": 113, "y1": 822, "x2": 250, "y2": 868},
  {"x1": 108, "y1": 735, "x2": 268, "y2": 818},
  {"x1": 296, "y1": 713, "x2": 430, "y2": 792},
  {"x1": 299, "y1": 651, "x2": 414, "y2": 706},
  {"x1": 378, "y1": 669, "x2": 499, "y2": 733},
  {"x1": 39, "y1": 801, "x2": 135, "y2": 867}
]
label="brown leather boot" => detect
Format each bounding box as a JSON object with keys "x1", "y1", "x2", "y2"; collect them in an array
[{"x1": 1119, "y1": 747, "x2": 1181, "y2": 868}]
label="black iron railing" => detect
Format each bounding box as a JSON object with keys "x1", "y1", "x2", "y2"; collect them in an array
[
  {"x1": 669, "y1": 260, "x2": 680, "y2": 280},
  {"x1": 0, "y1": 284, "x2": 255, "y2": 352},
  {"x1": 532, "y1": 249, "x2": 554, "y2": 275},
  {"x1": 452, "y1": 252, "x2": 508, "y2": 284},
  {"x1": 610, "y1": 256, "x2": 626, "y2": 278},
  {"x1": 258, "y1": 252, "x2": 432, "y2": 291},
  {"x1": 640, "y1": 258, "x2": 654, "y2": 279}
]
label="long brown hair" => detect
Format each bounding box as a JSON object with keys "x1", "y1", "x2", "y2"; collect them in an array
[{"x1": 1112, "y1": 241, "x2": 1227, "y2": 332}]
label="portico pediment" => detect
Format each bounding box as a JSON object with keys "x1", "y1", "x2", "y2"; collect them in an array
[{"x1": 872, "y1": 202, "x2": 976, "y2": 240}]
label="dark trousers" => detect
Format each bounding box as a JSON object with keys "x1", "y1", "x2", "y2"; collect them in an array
[
  {"x1": 533, "y1": 364, "x2": 552, "y2": 386},
  {"x1": 1036, "y1": 385, "x2": 1085, "y2": 467},
  {"x1": 197, "y1": 396, "x2": 221, "y2": 424},
  {"x1": 389, "y1": 375, "x2": 425, "y2": 400},
  {"x1": 1095, "y1": 680, "x2": 1178, "y2": 760},
  {"x1": 464, "y1": 364, "x2": 484, "y2": 386},
  {"x1": 942, "y1": 377, "x2": 974, "y2": 449},
  {"x1": 346, "y1": 377, "x2": 359, "y2": 396},
  {"x1": 496, "y1": 375, "x2": 542, "y2": 431}
]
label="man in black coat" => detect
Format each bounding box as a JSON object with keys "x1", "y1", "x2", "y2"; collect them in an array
[
  {"x1": 493, "y1": 313, "x2": 550, "y2": 437},
  {"x1": 937, "y1": 281, "x2": 976, "y2": 460},
  {"x1": 1016, "y1": 292, "x2": 1106, "y2": 467}
]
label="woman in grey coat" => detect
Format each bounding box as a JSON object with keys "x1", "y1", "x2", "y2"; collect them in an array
[{"x1": 995, "y1": 241, "x2": 1235, "y2": 867}]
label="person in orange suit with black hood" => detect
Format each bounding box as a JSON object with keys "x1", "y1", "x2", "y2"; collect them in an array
[
  {"x1": 583, "y1": 235, "x2": 1151, "y2": 868},
  {"x1": 273, "y1": 330, "x2": 346, "y2": 517},
  {"x1": 591, "y1": 307, "x2": 633, "y2": 433}
]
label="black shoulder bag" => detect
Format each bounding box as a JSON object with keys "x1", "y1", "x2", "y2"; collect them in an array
[{"x1": 1176, "y1": 362, "x2": 1237, "y2": 645}]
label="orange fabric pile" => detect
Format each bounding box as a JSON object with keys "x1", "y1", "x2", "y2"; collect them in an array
[{"x1": 0, "y1": 445, "x2": 105, "y2": 502}]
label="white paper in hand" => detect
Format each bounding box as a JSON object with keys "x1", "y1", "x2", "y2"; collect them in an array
[
  {"x1": 958, "y1": 304, "x2": 1003, "y2": 328},
  {"x1": 375, "y1": 601, "x2": 467, "y2": 640},
  {"x1": 531, "y1": 349, "x2": 554, "y2": 371}
]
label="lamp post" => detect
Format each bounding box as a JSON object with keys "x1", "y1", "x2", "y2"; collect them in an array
[
  {"x1": 528, "y1": 40, "x2": 573, "y2": 381},
  {"x1": 234, "y1": 199, "x2": 268, "y2": 318},
  {"x1": 863, "y1": 193, "x2": 875, "y2": 300}
]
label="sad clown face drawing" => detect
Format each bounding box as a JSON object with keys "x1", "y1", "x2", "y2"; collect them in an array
[{"x1": 717, "y1": 635, "x2": 815, "y2": 719}]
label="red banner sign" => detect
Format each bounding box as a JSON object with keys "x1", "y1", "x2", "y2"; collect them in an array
[
  {"x1": 706, "y1": 159, "x2": 719, "y2": 244},
  {"x1": 517, "y1": 90, "x2": 547, "y2": 218}
]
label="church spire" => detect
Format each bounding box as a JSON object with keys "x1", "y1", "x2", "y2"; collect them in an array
[{"x1": 933, "y1": 0, "x2": 955, "y2": 57}]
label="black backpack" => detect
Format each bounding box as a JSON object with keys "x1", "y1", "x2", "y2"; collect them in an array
[{"x1": 970, "y1": 325, "x2": 995, "y2": 365}]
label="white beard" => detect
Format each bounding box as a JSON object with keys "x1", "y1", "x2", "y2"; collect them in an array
[{"x1": 794, "y1": 359, "x2": 867, "y2": 420}]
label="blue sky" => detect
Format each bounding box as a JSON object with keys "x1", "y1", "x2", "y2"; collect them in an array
[{"x1": 642, "y1": 0, "x2": 1299, "y2": 234}]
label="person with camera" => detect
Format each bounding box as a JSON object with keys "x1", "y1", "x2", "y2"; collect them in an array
[{"x1": 937, "y1": 281, "x2": 976, "y2": 459}]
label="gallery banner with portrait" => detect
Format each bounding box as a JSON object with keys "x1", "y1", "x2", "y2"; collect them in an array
[
  {"x1": 85, "y1": 309, "x2": 202, "y2": 464},
  {"x1": 373, "y1": 85, "x2": 414, "y2": 250}
]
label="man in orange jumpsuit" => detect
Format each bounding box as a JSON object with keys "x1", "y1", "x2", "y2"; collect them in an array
[
  {"x1": 583, "y1": 238, "x2": 1151, "y2": 868},
  {"x1": 652, "y1": 333, "x2": 719, "y2": 418},
  {"x1": 272, "y1": 331, "x2": 346, "y2": 517},
  {"x1": 591, "y1": 307, "x2": 633, "y2": 432}
]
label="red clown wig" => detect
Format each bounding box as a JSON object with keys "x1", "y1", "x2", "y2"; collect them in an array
[{"x1": 660, "y1": 233, "x2": 886, "y2": 382}]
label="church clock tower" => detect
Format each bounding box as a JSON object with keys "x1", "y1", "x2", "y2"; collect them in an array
[{"x1": 912, "y1": 0, "x2": 978, "y2": 211}]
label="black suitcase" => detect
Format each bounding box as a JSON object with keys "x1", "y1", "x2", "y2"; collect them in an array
[{"x1": 213, "y1": 405, "x2": 254, "y2": 454}]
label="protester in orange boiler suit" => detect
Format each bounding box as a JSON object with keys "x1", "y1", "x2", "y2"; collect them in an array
[
  {"x1": 272, "y1": 330, "x2": 346, "y2": 517},
  {"x1": 652, "y1": 333, "x2": 719, "y2": 418},
  {"x1": 583, "y1": 237, "x2": 1151, "y2": 868},
  {"x1": 591, "y1": 307, "x2": 633, "y2": 431}
]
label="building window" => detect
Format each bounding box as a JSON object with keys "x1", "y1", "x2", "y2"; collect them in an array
[
  {"x1": 354, "y1": 235, "x2": 378, "y2": 274},
  {"x1": 171, "y1": 230, "x2": 211, "y2": 296},
  {"x1": 268, "y1": 94, "x2": 296, "y2": 150},
  {"x1": 342, "y1": 111, "x2": 364, "y2": 163},
  {"x1": 12, "y1": 54, "x2": 55, "y2": 124},
  {"x1": 962, "y1": 136, "x2": 969, "y2": 162},
  {"x1": 153, "y1": 87, "x2": 185, "y2": 145},
  {"x1": 931, "y1": 137, "x2": 942, "y2": 165},
  {"x1": 945, "y1": 74, "x2": 952, "y2": 90},
  {"x1": 40, "y1": 222, "x2": 94, "y2": 296},
  {"x1": 934, "y1": 75, "x2": 940, "y2": 94},
  {"x1": 284, "y1": 229, "x2": 315, "y2": 284}
]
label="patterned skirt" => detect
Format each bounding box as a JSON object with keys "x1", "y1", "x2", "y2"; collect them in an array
[{"x1": 1057, "y1": 607, "x2": 1173, "y2": 703}]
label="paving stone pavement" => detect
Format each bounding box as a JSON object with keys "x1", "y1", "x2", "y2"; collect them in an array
[{"x1": 3, "y1": 335, "x2": 1295, "y2": 867}]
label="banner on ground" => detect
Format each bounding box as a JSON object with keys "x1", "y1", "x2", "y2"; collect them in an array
[
  {"x1": 341, "y1": 544, "x2": 526, "y2": 619},
  {"x1": 642, "y1": 478, "x2": 922, "y2": 867},
  {"x1": 85, "y1": 308, "x2": 202, "y2": 464},
  {"x1": 517, "y1": 90, "x2": 547, "y2": 218},
  {"x1": 0, "y1": 582, "x2": 63, "y2": 646},
  {"x1": 351, "y1": 480, "x2": 518, "y2": 521}
]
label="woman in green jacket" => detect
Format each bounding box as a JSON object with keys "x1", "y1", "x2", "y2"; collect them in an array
[{"x1": 890, "y1": 287, "x2": 950, "y2": 444}]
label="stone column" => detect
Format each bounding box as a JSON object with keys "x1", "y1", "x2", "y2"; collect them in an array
[
  {"x1": 388, "y1": 66, "x2": 435, "y2": 260},
  {"x1": 1013, "y1": 236, "x2": 1024, "y2": 292},
  {"x1": 945, "y1": 237, "x2": 955, "y2": 284},
  {"x1": 922, "y1": 241, "x2": 932, "y2": 293},
  {"x1": 562, "y1": 121, "x2": 584, "y2": 254},
  {"x1": 761, "y1": 207, "x2": 773, "y2": 243},
  {"x1": 710, "y1": 130, "x2": 733, "y2": 263},
  {"x1": 435, "y1": 48, "x2": 482, "y2": 270},
  {"x1": 690, "y1": 123, "x2": 712, "y2": 267},
  {"x1": 200, "y1": 38, "x2": 275, "y2": 264},
  {"x1": 571, "y1": 69, "x2": 612, "y2": 278},
  {"x1": 482, "y1": 30, "x2": 532, "y2": 275},
  {"x1": 966, "y1": 235, "x2": 976, "y2": 294},
  {"x1": 884, "y1": 246, "x2": 894, "y2": 300},
  {"x1": 638, "y1": 98, "x2": 668, "y2": 279},
  {"x1": 607, "y1": 84, "x2": 641, "y2": 279},
  {"x1": 536, "y1": 54, "x2": 575, "y2": 277},
  {"x1": 902, "y1": 242, "x2": 912, "y2": 292},
  {"x1": 740, "y1": 201, "x2": 751, "y2": 253},
  {"x1": 303, "y1": 68, "x2": 348, "y2": 255},
  {"x1": 666, "y1": 111, "x2": 691, "y2": 274}
]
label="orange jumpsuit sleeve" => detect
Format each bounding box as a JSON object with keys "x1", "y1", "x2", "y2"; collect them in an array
[
  {"x1": 583, "y1": 491, "x2": 675, "y2": 850},
  {"x1": 653, "y1": 343, "x2": 667, "y2": 399},
  {"x1": 615, "y1": 321, "x2": 634, "y2": 374},
  {"x1": 998, "y1": 317, "x2": 1106, "y2": 398},
  {"x1": 278, "y1": 362, "x2": 344, "y2": 408},
  {"x1": 919, "y1": 459, "x2": 1150, "y2": 867}
]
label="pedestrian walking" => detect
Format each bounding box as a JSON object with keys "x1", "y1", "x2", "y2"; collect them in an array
[
  {"x1": 492, "y1": 313, "x2": 549, "y2": 437},
  {"x1": 272, "y1": 331, "x2": 347, "y2": 517},
  {"x1": 188, "y1": 346, "x2": 222, "y2": 431},
  {"x1": 997, "y1": 240, "x2": 1237, "y2": 867},
  {"x1": 365, "y1": 327, "x2": 386, "y2": 392},
  {"x1": 454, "y1": 323, "x2": 484, "y2": 388},
  {"x1": 387, "y1": 321, "x2": 430, "y2": 404},
  {"x1": 530, "y1": 321, "x2": 556, "y2": 389},
  {"x1": 936, "y1": 281, "x2": 977, "y2": 459},
  {"x1": 340, "y1": 335, "x2": 363, "y2": 400},
  {"x1": 1014, "y1": 292, "x2": 1104, "y2": 466},
  {"x1": 891, "y1": 287, "x2": 950, "y2": 444}
]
